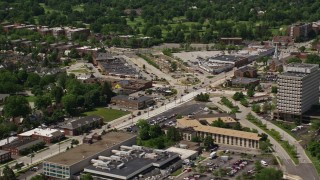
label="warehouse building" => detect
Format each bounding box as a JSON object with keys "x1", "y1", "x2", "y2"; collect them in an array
[
  {"x1": 43, "y1": 132, "x2": 137, "y2": 179},
  {"x1": 83, "y1": 145, "x2": 181, "y2": 180}
]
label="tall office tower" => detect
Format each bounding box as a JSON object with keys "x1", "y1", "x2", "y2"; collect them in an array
[{"x1": 277, "y1": 63, "x2": 320, "y2": 120}]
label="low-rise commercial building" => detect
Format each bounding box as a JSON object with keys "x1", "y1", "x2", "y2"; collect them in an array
[
  {"x1": 234, "y1": 66, "x2": 258, "y2": 78},
  {"x1": 0, "y1": 150, "x2": 11, "y2": 163},
  {"x1": 18, "y1": 128, "x2": 64, "y2": 144},
  {"x1": 208, "y1": 55, "x2": 248, "y2": 68},
  {"x1": 83, "y1": 145, "x2": 181, "y2": 180},
  {"x1": 111, "y1": 95, "x2": 155, "y2": 110},
  {"x1": 43, "y1": 132, "x2": 137, "y2": 179},
  {"x1": 175, "y1": 117, "x2": 261, "y2": 149},
  {"x1": 60, "y1": 115, "x2": 103, "y2": 136},
  {"x1": 1, "y1": 139, "x2": 44, "y2": 155},
  {"x1": 230, "y1": 77, "x2": 260, "y2": 87}
]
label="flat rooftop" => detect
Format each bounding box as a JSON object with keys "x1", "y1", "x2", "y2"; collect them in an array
[
  {"x1": 0, "y1": 150, "x2": 10, "y2": 156},
  {"x1": 280, "y1": 72, "x2": 309, "y2": 78},
  {"x1": 286, "y1": 63, "x2": 318, "y2": 68},
  {"x1": 166, "y1": 147, "x2": 197, "y2": 160},
  {"x1": 45, "y1": 132, "x2": 136, "y2": 166},
  {"x1": 19, "y1": 128, "x2": 63, "y2": 138},
  {"x1": 210, "y1": 55, "x2": 244, "y2": 62},
  {"x1": 177, "y1": 117, "x2": 261, "y2": 141},
  {"x1": 84, "y1": 146, "x2": 179, "y2": 179}
]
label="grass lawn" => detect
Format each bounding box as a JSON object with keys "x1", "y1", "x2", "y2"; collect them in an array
[
  {"x1": 26, "y1": 96, "x2": 36, "y2": 102},
  {"x1": 171, "y1": 167, "x2": 183, "y2": 176},
  {"x1": 84, "y1": 108, "x2": 130, "y2": 122},
  {"x1": 69, "y1": 69, "x2": 92, "y2": 74},
  {"x1": 73, "y1": 4, "x2": 84, "y2": 12}
]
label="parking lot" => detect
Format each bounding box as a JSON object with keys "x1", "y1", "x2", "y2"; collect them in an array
[
  {"x1": 177, "y1": 148, "x2": 278, "y2": 180},
  {"x1": 126, "y1": 102, "x2": 208, "y2": 132}
]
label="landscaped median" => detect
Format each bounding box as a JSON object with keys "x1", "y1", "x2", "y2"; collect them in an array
[
  {"x1": 137, "y1": 53, "x2": 160, "y2": 69},
  {"x1": 246, "y1": 113, "x2": 299, "y2": 164}
]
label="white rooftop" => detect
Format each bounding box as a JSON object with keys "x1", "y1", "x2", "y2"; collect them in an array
[
  {"x1": 166, "y1": 147, "x2": 197, "y2": 160},
  {"x1": 0, "y1": 137, "x2": 18, "y2": 147},
  {"x1": 19, "y1": 128, "x2": 63, "y2": 138}
]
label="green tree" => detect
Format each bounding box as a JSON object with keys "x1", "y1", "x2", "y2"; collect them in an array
[
  {"x1": 3, "y1": 96, "x2": 31, "y2": 117},
  {"x1": 51, "y1": 86, "x2": 64, "y2": 103},
  {"x1": 25, "y1": 73, "x2": 41, "y2": 87},
  {"x1": 211, "y1": 118, "x2": 228, "y2": 128},
  {"x1": 232, "y1": 92, "x2": 245, "y2": 101},
  {"x1": 299, "y1": 46, "x2": 306, "y2": 53},
  {"x1": 255, "y1": 168, "x2": 283, "y2": 180},
  {"x1": 252, "y1": 104, "x2": 261, "y2": 113},
  {"x1": 81, "y1": 173, "x2": 93, "y2": 180},
  {"x1": 166, "y1": 127, "x2": 182, "y2": 142},
  {"x1": 34, "y1": 95, "x2": 52, "y2": 109},
  {"x1": 271, "y1": 86, "x2": 278, "y2": 94},
  {"x1": 247, "y1": 88, "x2": 255, "y2": 97},
  {"x1": 31, "y1": 174, "x2": 46, "y2": 180},
  {"x1": 149, "y1": 125, "x2": 163, "y2": 138},
  {"x1": 170, "y1": 61, "x2": 178, "y2": 72},
  {"x1": 137, "y1": 119, "x2": 150, "y2": 140},
  {"x1": 287, "y1": 57, "x2": 302, "y2": 64},
  {"x1": 240, "y1": 98, "x2": 249, "y2": 107},
  {"x1": 203, "y1": 135, "x2": 214, "y2": 150},
  {"x1": 2, "y1": 165, "x2": 15, "y2": 180},
  {"x1": 62, "y1": 94, "x2": 77, "y2": 115}
]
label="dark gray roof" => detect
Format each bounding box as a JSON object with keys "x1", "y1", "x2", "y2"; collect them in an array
[
  {"x1": 96, "y1": 52, "x2": 115, "y2": 61},
  {"x1": 60, "y1": 115, "x2": 102, "y2": 130},
  {"x1": 2, "y1": 139, "x2": 44, "y2": 150},
  {"x1": 211, "y1": 55, "x2": 244, "y2": 62},
  {"x1": 84, "y1": 148, "x2": 179, "y2": 179},
  {"x1": 0, "y1": 150, "x2": 10, "y2": 156},
  {"x1": 236, "y1": 66, "x2": 256, "y2": 72},
  {"x1": 231, "y1": 77, "x2": 259, "y2": 85},
  {"x1": 112, "y1": 95, "x2": 153, "y2": 103},
  {"x1": 0, "y1": 94, "x2": 9, "y2": 101}
]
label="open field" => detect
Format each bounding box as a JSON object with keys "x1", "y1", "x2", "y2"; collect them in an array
[{"x1": 84, "y1": 108, "x2": 130, "y2": 122}]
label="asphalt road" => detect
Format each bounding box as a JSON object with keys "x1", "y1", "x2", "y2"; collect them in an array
[{"x1": 210, "y1": 96, "x2": 319, "y2": 180}]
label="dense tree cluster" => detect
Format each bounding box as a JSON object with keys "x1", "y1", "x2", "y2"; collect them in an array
[
  {"x1": 137, "y1": 119, "x2": 181, "y2": 149},
  {"x1": 2, "y1": 0, "x2": 320, "y2": 45}
]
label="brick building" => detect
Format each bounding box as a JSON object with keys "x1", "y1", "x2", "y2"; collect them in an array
[
  {"x1": 60, "y1": 115, "x2": 104, "y2": 136},
  {"x1": 1, "y1": 139, "x2": 44, "y2": 155},
  {"x1": 288, "y1": 23, "x2": 312, "y2": 39},
  {"x1": 234, "y1": 66, "x2": 257, "y2": 78},
  {"x1": 18, "y1": 128, "x2": 64, "y2": 144},
  {"x1": 111, "y1": 95, "x2": 155, "y2": 110},
  {"x1": 0, "y1": 150, "x2": 11, "y2": 163}
]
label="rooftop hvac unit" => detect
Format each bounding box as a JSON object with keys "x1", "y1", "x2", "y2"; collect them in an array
[
  {"x1": 132, "y1": 145, "x2": 143, "y2": 151},
  {"x1": 112, "y1": 150, "x2": 121, "y2": 154},
  {"x1": 145, "y1": 153, "x2": 158, "y2": 159},
  {"x1": 117, "y1": 163, "x2": 125, "y2": 169},
  {"x1": 110, "y1": 155, "x2": 121, "y2": 162},
  {"x1": 120, "y1": 145, "x2": 133, "y2": 150},
  {"x1": 153, "y1": 149, "x2": 166, "y2": 154},
  {"x1": 139, "y1": 152, "x2": 146, "y2": 158},
  {"x1": 98, "y1": 156, "x2": 112, "y2": 161},
  {"x1": 91, "y1": 159, "x2": 104, "y2": 164}
]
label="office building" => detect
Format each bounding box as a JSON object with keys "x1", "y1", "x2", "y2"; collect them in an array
[
  {"x1": 43, "y1": 132, "x2": 136, "y2": 179},
  {"x1": 173, "y1": 117, "x2": 261, "y2": 149},
  {"x1": 60, "y1": 115, "x2": 103, "y2": 136},
  {"x1": 111, "y1": 95, "x2": 155, "y2": 110},
  {"x1": 288, "y1": 23, "x2": 312, "y2": 39},
  {"x1": 277, "y1": 63, "x2": 320, "y2": 120},
  {"x1": 83, "y1": 145, "x2": 181, "y2": 180}
]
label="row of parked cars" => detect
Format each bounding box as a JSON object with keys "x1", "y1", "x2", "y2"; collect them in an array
[{"x1": 227, "y1": 159, "x2": 250, "y2": 177}]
